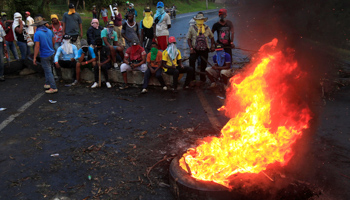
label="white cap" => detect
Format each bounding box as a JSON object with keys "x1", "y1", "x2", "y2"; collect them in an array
[{"x1": 113, "y1": 7, "x2": 117, "y2": 10}]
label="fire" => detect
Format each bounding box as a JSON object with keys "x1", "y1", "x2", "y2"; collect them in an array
[{"x1": 179, "y1": 39, "x2": 312, "y2": 188}]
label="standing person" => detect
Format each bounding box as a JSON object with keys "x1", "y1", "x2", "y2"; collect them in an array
[
  {"x1": 111, "y1": 6, "x2": 125, "y2": 47},
  {"x1": 86, "y1": 18, "x2": 103, "y2": 46},
  {"x1": 141, "y1": 42, "x2": 166, "y2": 94},
  {"x1": 119, "y1": 39, "x2": 147, "y2": 90},
  {"x1": 62, "y1": 3, "x2": 83, "y2": 49},
  {"x1": 128, "y1": 3, "x2": 137, "y2": 20},
  {"x1": 54, "y1": 35, "x2": 79, "y2": 85},
  {"x1": 211, "y1": 8, "x2": 235, "y2": 60},
  {"x1": 101, "y1": 6, "x2": 108, "y2": 26},
  {"x1": 153, "y1": 1, "x2": 171, "y2": 51},
  {"x1": 92, "y1": 5, "x2": 97, "y2": 19},
  {"x1": 50, "y1": 14, "x2": 63, "y2": 50},
  {"x1": 187, "y1": 12, "x2": 215, "y2": 82},
  {"x1": 101, "y1": 21, "x2": 124, "y2": 68},
  {"x1": 1, "y1": 13, "x2": 19, "y2": 61},
  {"x1": 25, "y1": 11, "x2": 34, "y2": 38},
  {"x1": 13, "y1": 12, "x2": 31, "y2": 60},
  {"x1": 76, "y1": 39, "x2": 96, "y2": 83},
  {"x1": 0, "y1": 23, "x2": 6, "y2": 81},
  {"x1": 162, "y1": 37, "x2": 194, "y2": 92},
  {"x1": 121, "y1": 11, "x2": 139, "y2": 48},
  {"x1": 140, "y1": 6, "x2": 154, "y2": 54},
  {"x1": 91, "y1": 38, "x2": 112, "y2": 89},
  {"x1": 32, "y1": 16, "x2": 57, "y2": 93}
]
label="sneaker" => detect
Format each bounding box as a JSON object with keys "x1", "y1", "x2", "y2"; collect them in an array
[
  {"x1": 114, "y1": 63, "x2": 119, "y2": 69},
  {"x1": 91, "y1": 82, "x2": 98, "y2": 88},
  {"x1": 162, "y1": 86, "x2": 168, "y2": 91},
  {"x1": 71, "y1": 80, "x2": 78, "y2": 86},
  {"x1": 209, "y1": 82, "x2": 217, "y2": 88},
  {"x1": 106, "y1": 82, "x2": 112, "y2": 88},
  {"x1": 119, "y1": 83, "x2": 129, "y2": 90},
  {"x1": 44, "y1": 84, "x2": 50, "y2": 89},
  {"x1": 141, "y1": 88, "x2": 148, "y2": 94},
  {"x1": 45, "y1": 88, "x2": 58, "y2": 94}
]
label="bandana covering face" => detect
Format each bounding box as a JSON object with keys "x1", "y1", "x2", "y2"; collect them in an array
[
  {"x1": 166, "y1": 43, "x2": 178, "y2": 61},
  {"x1": 195, "y1": 19, "x2": 205, "y2": 36},
  {"x1": 68, "y1": 8, "x2": 76, "y2": 15},
  {"x1": 62, "y1": 39, "x2": 73, "y2": 54},
  {"x1": 142, "y1": 12, "x2": 153, "y2": 29},
  {"x1": 154, "y1": 8, "x2": 165, "y2": 24},
  {"x1": 114, "y1": 9, "x2": 119, "y2": 16},
  {"x1": 107, "y1": 27, "x2": 114, "y2": 39},
  {"x1": 130, "y1": 45, "x2": 143, "y2": 61},
  {"x1": 12, "y1": 12, "x2": 25, "y2": 41},
  {"x1": 150, "y1": 47, "x2": 158, "y2": 61},
  {"x1": 216, "y1": 49, "x2": 226, "y2": 67},
  {"x1": 91, "y1": 19, "x2": 99, "y2": 29}
]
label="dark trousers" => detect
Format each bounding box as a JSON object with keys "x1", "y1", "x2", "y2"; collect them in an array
[
  {"x1": 94, "y1": 63, "x2": 111, "y2": 82},
  {"x1": 189, "y1": 49, "x2": 209, "y2": 82},
  {"x1": 165, "y1": 66, "x2": 194, "y2": 89},
  {"x1": 59, "y1": 60, "x2": 77, "y2": 80},
  {"x1": 143, "y1": 67, "x2": 165, "y2": 89}
]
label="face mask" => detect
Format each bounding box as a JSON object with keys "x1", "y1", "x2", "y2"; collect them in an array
[
  {"x1": 157, "y1": 8, "x2": 164, "y2": 13},
  {"x1": 196, "y1": 19, "x2": 204, "y2": 25},
  {"x1": 2, "y1": 16, "x2": 7, "y2": 21}
]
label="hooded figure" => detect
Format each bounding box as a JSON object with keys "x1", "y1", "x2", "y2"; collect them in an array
[{"x1": 12, "y1": 12, "x2": 26, "y2": 41}]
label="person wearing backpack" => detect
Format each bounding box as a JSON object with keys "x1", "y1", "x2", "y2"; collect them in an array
[{"x1": 187, "y1": 12, "x2": 215, "y2": 82}]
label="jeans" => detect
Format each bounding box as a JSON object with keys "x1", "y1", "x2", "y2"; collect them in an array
[
  {"x1": 189, "y1": 49, "x2": 209, "y2": 82},
  {"x1": 94, "y1": 63, "x2": 111, "y2": 82},
  {"x1": 6, "y1": 41, "x2": 19, "y2": 61},
  {"x1": 0, "y1": 42, "x2": 4, "y2": 77},
  {"x1": 143, "y1": 67, "x2": 165, "y2": 89},
  {"x1": 54, "y1": 42, "x2": 62, "y2": 50},
  {"x1": 41, "y1": 55, "x2": 57, "y2": 89},
  {"x1": 17, "y1": 41, "x2": 31, "y2": 60},
  {"x1": 165, "y1": 66, "x2": 194, "y2": 89}
]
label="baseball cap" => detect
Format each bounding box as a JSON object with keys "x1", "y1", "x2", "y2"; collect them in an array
[
  {"x1": 69, "y1": 3, "x2": 75, "y2": 8},
  {"x1": 108, "y1": 21, "x2": 114, "y2": 27}
]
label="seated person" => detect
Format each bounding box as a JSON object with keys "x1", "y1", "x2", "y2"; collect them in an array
[
  {"x1": 205, "y1": 44, "x2": 233, "y2": 88},
  {"x1": 119, "y1": 39, "x2": 147, "y2": 89},
  {"x1": 91, "y1": 38, "x2": 112, "y2": 89},
  {"x1": 87, "y1": 18, "x2": 103, "y2": 47},
  {"x1": 162, "y1": 36, "x2": 194, "y2": 93},
  {"x1": 76, "y1": 39, "x2": 96, "y2": 82},
  {"x1": 141, "y1": 42, "x2": 167, "y2": 94},
  {"x1": 101, "y1": 21, "x2": 124, "y2": 68},
  {"x1": 54, "y1": 34, "x2": 79, "y2": 85}
]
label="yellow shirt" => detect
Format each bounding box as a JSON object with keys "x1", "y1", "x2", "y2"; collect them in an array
[{"x1": 162, "y1": 49, "x2": 182, "y2": 72}]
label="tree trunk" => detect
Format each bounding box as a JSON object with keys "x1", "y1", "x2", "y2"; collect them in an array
[
  {"x1": 83, "y1": 0, "x2": 85, "y2": 10},
  {"x1": 76, "y1": 0, "x2": 80, "y2": 10}
]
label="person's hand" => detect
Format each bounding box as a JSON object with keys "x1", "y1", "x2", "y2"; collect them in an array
[
  {"x1": 19, "y1": 19, "x2": 22, "y2": 24},
  {"x1": 150, "y1": 68, "x2": 155, "y2": 74},
  {"x1": 55, "y1": 62, "x2": 60, "y2": 68},
  {"x1": 33, "y1": 58, "x2": 37, "y2": 65},
  {"x1": 71, "y1": 58, "x2": 75, "y2": 62},
  {"x1": 98, "y1": 63, "x2": 102, "y2": 67},
  {"x1": 231, "y1": 43, "x2": 235, "y2": 49},
  {"x1": 130, "y1": 63, "x2": 135, "y2": 68},
  {"x1": 210, "y1": 46, "x2": 215, "y2": 52},
  {"x1": 190, "y1": 48, "x2": 195, "y2": 54},
  {"x1": 81, "y1": 61, "x2": 86, "y2": 66}
]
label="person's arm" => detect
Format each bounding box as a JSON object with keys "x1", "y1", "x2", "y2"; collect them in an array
[
  {"x1": 116, "y1": 13, "x2": 122, "y2": 21},
  {"x1": 121, "y1": 23, "x2": 130, "y2": 42},
  {"x1": 230, "y1": 22, "x2": 235, "y2": 48},
  {"x1": 186, "y1": 27, "x2": 194, "y2": 53},
  {"x1": 136, "y1": 23, "x2": 140, "y2": 39},
  {"x1": 54, "y1": 48, "x2": 61, "y2": 68},
  {"x1": 15, "y1": 19, "x2": 24, "y2": 34},
  {"x1": 33, "y1": 41, "x2": 40, "y2": 65},
  {"x1": 73, "y1": 45, "x2": 79, "y2": 60},
  {"x1": 87, "y1": 47, "x2": 96, "y2": 64},
  {"x1": 62, "y1": 14, "x2": 66, "y2": 35},
  {"x1": 103, "y1": 36, "x2": 111, "y2": 46},
  {"x1": 140, "y1": 24, "x2": 144, "y2": 44},
  {"x1": 166, "y1": 14, "x2": 171, "y2": 29},
  {"x1": 79, "y1": 23, "x2": 83, "y2": 38},
  {"x1": 134, "y1": 52, "x2": 146, "y2": 67},
  {"x1": 154, "y1": 54, "x2": 162, "y2": 72}
]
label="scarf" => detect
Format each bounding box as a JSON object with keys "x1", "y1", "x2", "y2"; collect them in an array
[
  {"x1": 91, "y1": 19, "x2": 99, "y2": 29},
  {"x1": 36, "y1": 25, "x2": 48, "y2": 32},
  {"x1": 12, "y1": 12, "x2": 25, "y2": 41},
  {"x1": 216, "y1": 50, "x2": 226, "y2": 67},
  {"x1": 195, "y1": 20, "x2": 206, "y2": 36},
  {"x1": 154, "y1": 8, "x2": 165, "y2": 24},
  {"x1": 107, "y1": 27, "x2": 114, "y2": 39},
  {"x1": 130, "y1": 45, "x2": 142, "y2": 61},
  {"x1": 142, "y1": 12, "x2": 153, "y2": 29},
  {"x1": 150, "y1": 47, "x2": 158, "y2": 61},
  {"x1": 68, "y1": 8, "x2": 76, "y2": 15},
  {"x1": 166, "y1": 43, "x2": 178, "y2": 61},
  {"x1": 62, "y1": 39, "x2": 73, "y2": 54},
  {"x1": 51, "y1": 14, "x2": 59, "y2": 20}
]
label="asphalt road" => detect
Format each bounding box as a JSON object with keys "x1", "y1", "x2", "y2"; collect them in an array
[{"x1": 1, "y1": 2, "x2": 350, "y2": 200}]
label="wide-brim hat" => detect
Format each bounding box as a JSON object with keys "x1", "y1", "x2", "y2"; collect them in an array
[
  {"x1": 31, "y1": 16, "x2": 48, "y2": 26},
  {"x1": 193, "y1": 13, "x2": 208, "y2": 21}
]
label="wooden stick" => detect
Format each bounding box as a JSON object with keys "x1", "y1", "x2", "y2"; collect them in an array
[
  {"x1": 200, "y1": 56, "x2": 213, "y2": 67},
  {"x1": 98, "y1": 51, "x2": 101, "y2": 87},
  {"x1": 262, "y1": 171, "x2": 274, "y2": 182},
  {"x1": 146, "y1": 155, "x2": 175, "y2": 185}
]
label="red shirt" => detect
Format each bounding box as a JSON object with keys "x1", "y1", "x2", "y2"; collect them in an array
[{"x1": 1, "y1": 21, "x2": 15, "y2": 42}]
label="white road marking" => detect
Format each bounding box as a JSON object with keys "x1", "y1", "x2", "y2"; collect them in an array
[{"x1": 0, "y1": 92, "x2": 44, "y2": 132}]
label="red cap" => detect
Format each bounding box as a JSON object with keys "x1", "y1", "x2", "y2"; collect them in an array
[
  {"x1": 219, "y1": 8, "x2": 227, "y2": 15},
  {"x1": 25, "y1": 11, "x2": 30, "y2": 15},
  {"x1": 169, "y1": 36, "x2": 176, "y2": 43}
]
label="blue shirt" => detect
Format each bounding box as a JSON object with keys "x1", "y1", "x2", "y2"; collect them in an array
[
  {"x1": 213, "y1": 52, "x2": 232, "y2": 67},
  {"x1": 77, "y1": 47, "x2": 96, "y2": 59},
  {"x1": 33, "y1": 26, "x2": 55, "y2": 58},
  {"x1": 54, "y1": 44, "x2": 79, "y2": 62}
]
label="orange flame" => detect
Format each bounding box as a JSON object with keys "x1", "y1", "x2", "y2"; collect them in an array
[{"x1": 179, "y1": 39, "x2": 312, "y2": 188}]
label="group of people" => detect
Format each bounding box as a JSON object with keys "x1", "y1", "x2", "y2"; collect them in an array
[{"x1": 0, "y1": 1, "x2": 235, "y2": 95}]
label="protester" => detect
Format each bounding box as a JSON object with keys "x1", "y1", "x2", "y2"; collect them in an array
[
  {"x1": 101, "y1": 21, "x2": 124, "y2": 68},
  {"x1": 122, "y1": 11, "x2": 139, "y2": 48},
  {"x1": 62, "y1": 3, "x2": 83, "y2": 49},
  {"x1": 140, "y1": 6, "x2": 154, "y2": 53},
  {"x1": 187, "y1": 12, "x2": 215, "y2": 82},
  {"x1": 31, "y1": 16, "x2": 57, "y2": 93},
  {"x1": 54, "y1": 35, "x2": 79, "y2": 85},
  {"x1": 86, "y1": 18, "x2": 103, "y2": 46},
  {"x1": 1, "y1": 13, "x2": 19, "y2": 61},
  {"x1": 212, "y1": 8, "x2": 235, "y2": 60},
  {"x1": 206, "y1": 44, "x2": 233, "y2": 88},
  {"x1": 75, "y1": 39, "x2": 96, "y2": 83},
  {"x1": 13, "y1": 12, "x2": 31, "y2": 60},
  {"x1": 0, "y1": 23, "x2": 6, "y2": 81},
  {"x1": 141, "y1": 42, "x2": 166, "y2": 94},
  {"x1": 91, "y1": 38, "x2": 112, "y2": 88},
  {"x1": 111, "y1": 6, "x2": 125, "y2": 47},
  {"x1": 101, "y1": 6, "x2": 108, "y2": 26},
  {"x1": 25, "y1": 11, "x2": 34, "y2": 37},
  {"x1": 119, "y1": 39, "x2": 147, "y2": 89},
  {"x1": 92, "y1": 5, "x2": 97, "y2": 19},
  {"x1": 128, "y1": 3, "x2": 137, "y2": 20},
  {"x1": 162, "y1": 36, "x2": 194, "y2": 92},
  {"x1": 50, "y1": 14, "x2": 63, "y2": 50},
  {"x1": 154, "y1": 1, "x2": 171, "y2": 50}
]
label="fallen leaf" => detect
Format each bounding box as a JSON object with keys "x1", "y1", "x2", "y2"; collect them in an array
[{"x1": 58, "y1": 120, "x2": 67, "y2": 123}]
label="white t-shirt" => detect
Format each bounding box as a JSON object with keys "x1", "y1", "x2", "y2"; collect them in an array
[
  {"x1": 155, "y1": 13, "x2": 171, "y2": 37},
  {"x1": 26, "y1": 16, "x2": 34, "y2": 35}
]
